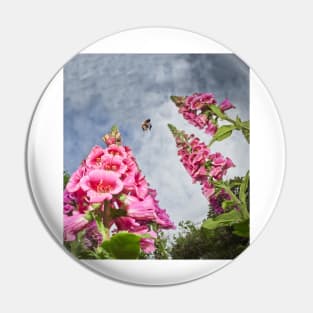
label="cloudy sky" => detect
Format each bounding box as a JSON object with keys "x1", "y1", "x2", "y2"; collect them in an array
[{"x1": 64, "y1": 54, "x2": 249, "y2": 229}]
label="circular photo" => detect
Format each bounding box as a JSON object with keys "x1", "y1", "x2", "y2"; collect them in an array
[{"x1": 26, "y1": 28, "x2": 285, "y2": 285}]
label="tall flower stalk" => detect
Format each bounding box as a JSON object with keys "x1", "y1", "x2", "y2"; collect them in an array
[
  {"x1": 169, "y1": 93, "x2": 250, "y2": 238},
  {"x1": 64, "y1": 126, "x2": 174, "y2": 259},
  {"x1": 168, "y1": 124, "x2": 239, "y2": 212}
]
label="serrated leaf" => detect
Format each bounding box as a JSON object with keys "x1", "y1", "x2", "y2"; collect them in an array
[
  {"x1": 102, "y1": 232, "x2": 141, "y2": 259},
  {"x1": 202, "y1": 209, "x2": 242, "y2": 231}
]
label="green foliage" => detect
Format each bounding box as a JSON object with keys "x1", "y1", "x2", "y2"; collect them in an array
[
  {"x1": 101, "y1": 232, "x2": 141, "y2": 259},
  {"x1": 64, "y1": 231, "x2": 110, "y2": 259},
  {"x1": 202, "y1": 209, "x2": 242, "y2": 231},
  {"x1": 239, "y1": 171, "x2": 249, "y2": 210},
  {"x1": 209, "y1": 125, "x2": 236, "y2": 146},
  {"x1": 232, "y1": 219, "x2": 249, "y2": 238},
  {"x1": 154, "y1": 232, "x2": 170, "y2": 259},
  {"x1": 168, "y1": 123, "x2": 179, "y2": 137},
  {"x1": 209, "y1": 105, "x2": 226, "y2": 119},
  {"x1": 240, "y1": 120, "x2": 250, "y2": 143},
  {"x1": 137, "y1": 231, "x2": 171, "y2": 259},
  {"x1": 65, "y1": 231, "x2": 143, "y2": 260},
  {"x1": 170, "y1": 221, "x2": 248, "y2": 259},
  {"x1": 65, "y1": 231, "x2": 144, "y2": 260},
  {"x1": 203, "y1": 174, "x2": 250, "y2": 238},
  {"x1": 63, "y1": 171, "x2": 70, "y2": 190}
]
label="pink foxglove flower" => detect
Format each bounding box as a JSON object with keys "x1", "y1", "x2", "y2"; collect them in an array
[
  {"x1": 106, "y1": 144, "x2": 127, "y2": 158},
  {"x1": 86, "y1": 145, "x2": 106, "y2": 168},
  {"x1": 201, "y1": 181, "x2": 215, "y2": 200},
  {"x1": 148, "y1": 188, "x2": 175, "y2": 229},
  {"x1": 80, "y1": 169, "x2": 123, "y2": 203},
  {"x1": 168, "y1": 124, "x2": 235, "y2": 202},
  {"x1": 125, "y1": 195, "x2": 157, "y2": 221},
  {"x1": 66, "y1": 164, "x2": 86, "y2": 193},
  {"x1": 187, "y1": 93, "x2": 216, "y2": 110},
  {"x1": 209, "y1": 189, "x2": 234, "y2": 215},
  {"x1": 204, "y1": 120, "x2": 218, "y2": 136},
  {"x1": 172, "y1": 93, "x2": 237, "y2": 137},
  {"x1": 64, "y1": 126, "x2": 174, "y2": 257},
  {"x1": 102, "y1": 155, "x2": 127, "y2": 176},
  {"x1": 114, "y1": 216, "x2": 140, "y2": 231},
  {"x1": 123, "y1": 171, "x2": 148, "y2": 200},
  {"x1": 64, "y1": 212, "x2": 89, "y2": 241},
  {"x1": 219, "y1": 98, "x2": 235, "y2": 112},
  {"x1": 155, "y1": 207, "x2": 175, "y2": 229},
  {"x1": 83, "y1": 221, "x2": 103, "y2": 248},
  {"x1": 139, "y1": 231, "x2": 157, "y2": 253},
  {"x1": 64, "y1": 189, "x2": 75, "y2": 214}
]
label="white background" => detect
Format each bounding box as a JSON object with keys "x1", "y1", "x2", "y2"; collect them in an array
[{"x1": 0, "y1": 1, "x2": 311, "y2": 312}]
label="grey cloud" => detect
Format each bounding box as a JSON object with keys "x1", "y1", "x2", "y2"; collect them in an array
[{"x1": 64, "y1": 54, "x2": 249, "y2": 227}]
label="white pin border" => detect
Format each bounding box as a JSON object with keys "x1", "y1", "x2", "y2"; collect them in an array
[{"x1": 26, "y1": 28, "x2": 285, "y2": 286}]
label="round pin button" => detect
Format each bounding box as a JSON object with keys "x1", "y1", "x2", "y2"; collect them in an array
[{"x1": 26, "y1": 27, "x2": 285, "y2": 285}]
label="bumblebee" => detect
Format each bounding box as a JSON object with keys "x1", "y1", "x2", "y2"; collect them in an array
[{"x1": 141, "y1": 118, "x2": 152, "y2": 131}]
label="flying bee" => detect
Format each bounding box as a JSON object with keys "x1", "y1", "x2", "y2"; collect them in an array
[{"x1": 141, "y1": 118, "x2": 152, "y2": 131}]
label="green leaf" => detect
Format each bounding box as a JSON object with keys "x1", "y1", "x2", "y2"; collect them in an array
[
  {"x1": 232, "y1": 219, "x2": 249, "y2": 238},
  {"x1": 67, "y1": 230, "x2": 87, "y2": 257},
  {"x1": 110, "y1": 207, "x2": 127, "y2": 219},
  {"x1": 102, "y1": 232, "x2": 141, "y2": 259},
  {"x1": 94, "y1": 215, "x2": 108, "y2": 240},
  {"x1": 118, "y1": 193, "x2": 127, "y2": 202},
  {"x1": 63, "y1": 171, "x2": 70, "y2": 190},
  {"x1": 111, "y1": 125, "x2": 118, "y2": 132},
  {"x1": 84, "y1": 211, "x2": 94, "y2": 222},
  {"x1": 239, "y1": 171, "x2": 249, "y2": 207},
  {"x1": 168, "y1": 123, "x2": 178, "y2": 135},
  {"x1": 202, "y1": 209, "x2": 242, "y2": 231},
  {"x1": 209, "y1": 125, "x2": 236, "y2": 145},
  {"x1": 241, "y1": 120, "x2": 250, "y2": 129},
  {"x1": 242, "y1": 129, "x2": 250, "y2": 143},
  {"x1": 209, "y1": 105, "x2": 226, "y2": 119},
  {"x1": 240, "y1": 120, "x2": 250, "y2": 143},
  {"x1": 221, "y1": 200, "x2": 236, "y2": 210},
  {"x1": 91, "y1": 203, "x2": 102, "y2": 210}
]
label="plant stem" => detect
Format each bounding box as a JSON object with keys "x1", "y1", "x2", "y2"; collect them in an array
[{"x1": 219, "y1": 116, "x2": 250, "y2": 144}]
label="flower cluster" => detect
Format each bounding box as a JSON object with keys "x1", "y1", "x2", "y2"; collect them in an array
[
  {"x1": 172, "y1": 93, "x2": 235, "y2": 136},
  {"x1": 64, "y1": 126, "x2": 174, "y2": 254},
  {"x1": 208, "y1": 190, "x2": 232, "y2": 215},
  {"x1": 169, "y1": 124, "x2": 235, "y2": 214}
]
